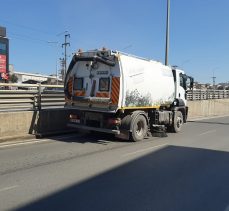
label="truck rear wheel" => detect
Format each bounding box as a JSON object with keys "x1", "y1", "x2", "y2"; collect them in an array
[
  {"x1": 130, "y1": 115, "x2": 147, "y2": 142},
  {"x1": 172, "y1": 111, "x2": 183, "y2": 133}
]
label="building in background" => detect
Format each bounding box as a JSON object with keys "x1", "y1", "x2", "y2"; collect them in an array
[
  {"x1": 14, "y1": 71, "x2": 60, "y2": 84},
  {"x1": 0, "y1": 26, "x2": 9, "y2": 81}
]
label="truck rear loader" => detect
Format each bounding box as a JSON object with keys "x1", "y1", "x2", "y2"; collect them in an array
[{"x1": 64, "y1": 49, "x2": 193, "y2": 141}]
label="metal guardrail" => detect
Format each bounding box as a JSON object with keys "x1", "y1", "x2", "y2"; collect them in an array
[
  {"x1": 0, "y1": 83, "x2": 65, "y2": 111},
  {"x1": 187, "y1": 90, "x2": 229, "y2": 100},
  {"x1": 0, "y1": 83, "x2": 229, "y2": 111}
]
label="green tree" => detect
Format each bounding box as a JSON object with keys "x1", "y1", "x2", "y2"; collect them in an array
[{"x1": 9, "y1": 74, "x2": 18, "y2": 83}]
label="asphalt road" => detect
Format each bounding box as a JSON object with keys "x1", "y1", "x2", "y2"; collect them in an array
[{"x1": 0, "y1": 116, "x2": 229, "y2": 211}]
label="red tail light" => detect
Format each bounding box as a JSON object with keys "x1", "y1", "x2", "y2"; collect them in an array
[
  {"x1": 108, "y1": 118, "x2": 121, "y2": 126},
  {"x1": 69, "y1": 114, "x2": 80, "y2": 123}
]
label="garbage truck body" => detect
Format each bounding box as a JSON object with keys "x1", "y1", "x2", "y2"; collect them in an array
[{"x1": 64, "y1": 49, "x2": 193, "y2": 141}]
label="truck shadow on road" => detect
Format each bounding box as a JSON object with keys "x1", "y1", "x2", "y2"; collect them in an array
[
  {"x1": 48, "y1": 131, "x2": 163, "y2": 145},
  {"x1": 48, "y1": 131, "x2": 130, "y2": 145},
  {"x1": 17, "y1": 145, "x2": 229, "y2": 211}
]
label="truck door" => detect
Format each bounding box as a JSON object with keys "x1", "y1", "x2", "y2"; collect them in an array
[{"x1": 178, "y1": 73, "x2": 187, "y2": 105}]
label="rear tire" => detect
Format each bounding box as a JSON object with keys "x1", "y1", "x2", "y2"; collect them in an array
[
  {"x1": 172, "y1": 111, "x2": 183, "y2": 133},
  {"x1": 130, "y1": 115, "x2": 148, "y2": 142}
]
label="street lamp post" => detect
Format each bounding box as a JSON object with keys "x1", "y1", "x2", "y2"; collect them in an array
[{"x1": 165, "y1": 0, "x2": 170, "y2": 66}]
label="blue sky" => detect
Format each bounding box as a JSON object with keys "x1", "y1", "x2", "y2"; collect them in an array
[{"x1": 0, "y1": 0, "x2": 229, "y2": 83}]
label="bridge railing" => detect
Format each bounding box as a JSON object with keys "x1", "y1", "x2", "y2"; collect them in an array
[
  {"x1": 187, "y1": 89, "x2": 229, "y2": 100},
  {"x1": 0, "y1": 83, "x2": 229, "y2": 111},
  {"x1": 0, "y1": 83, "x2": 65, "y2": 111}
]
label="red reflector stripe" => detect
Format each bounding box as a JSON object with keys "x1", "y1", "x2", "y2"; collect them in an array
[
  {"x1": 96, "y1": 92, "x2": 109, "y2": 98},
  {"x1": 111, "y1": 77, "x2": 120, "y2": 105},
  {"x1": 68, "y1": 77, "x2": 73, "y2": 96},
  {"x1": 75, "y1": 91, "x2": 85, "y2": 96}
]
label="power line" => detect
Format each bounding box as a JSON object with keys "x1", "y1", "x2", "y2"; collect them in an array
[
  {"x1": 0, "y1": 18, "x2": 55, "y2": 36},
  {"x1": 8, "y1": 31, "x2": 54, "y2": 44},
  {"x1": 56, "y1": 31, "x2": 69, "y2": 36}
]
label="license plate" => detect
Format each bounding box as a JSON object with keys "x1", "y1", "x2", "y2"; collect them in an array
[{"x1": 70, "y1": 119, "x2": 80, "y2": 123}]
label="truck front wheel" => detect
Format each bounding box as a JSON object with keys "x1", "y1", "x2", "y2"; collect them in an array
[
  {"x1": 172, "y1": 111, "x2": 183, "y2": 133},
  {"x1": 130, "y1": 115, "x2": 147, "y2": 142}
]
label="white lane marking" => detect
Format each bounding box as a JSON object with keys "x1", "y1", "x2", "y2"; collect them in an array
[
  {"x1": 0, "y1": 185, "x2": 19, "y2": 192},
  {"x1": 0, "y1": 134, "x2": 80, "y2": 149},
  {"x1": 122, "y1": 143, "x2": 168, "y2": 157},
  {"x1": 0, "y1": 139, "x2": 50, "y2": 149},
  {"x1": 198, "y1": 130, "x2": 216, "y2": 136}
]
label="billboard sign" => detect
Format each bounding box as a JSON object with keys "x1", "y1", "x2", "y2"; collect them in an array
[
  {"x1": 1, "y1": 72, "x2": 8, "y2": 80},
  {"x1": 0, "y1": 27, "x2": 9, "y2": 80},
  {"x1": 0, "y1": 54, "x2": 6, "y2": 73}
]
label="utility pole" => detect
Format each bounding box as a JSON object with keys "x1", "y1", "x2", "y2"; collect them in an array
[
  {"x1": 62, "y1": 33, "x2": 70, "y2": 79},
  {"x1": 59, "y1": 58, "x2": 65, "y2": 81},
  {"x1": 165, "y1": 0, "x2": 170, "y2": 66},
  {"x1": 211, "y1": 73, "x2": 216, "y2": 90},
  {"x1": 211, "y1": 72, "x2": 216, "y2": 99}
]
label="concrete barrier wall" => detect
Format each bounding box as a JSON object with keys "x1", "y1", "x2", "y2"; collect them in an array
[
  {"x1": 0, "y1": 111, "x2": 35, "y2": 139},
  {"x1": 1, "y1": 99, "x2": 229, "y2": 141},
  {"x1": 0, "y1": 109, "x2": 72, "y2": 141},
  {"x1": 188, "y1": 99, "x2": 229, "y2": 119}
]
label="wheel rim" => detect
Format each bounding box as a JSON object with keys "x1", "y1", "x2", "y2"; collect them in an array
[
  {"x1": 176, "y1": 116, "x2": 183, "y2": 128},
  {"x1": 136, "y1": 120, "x2": 144, "y2": 136}
]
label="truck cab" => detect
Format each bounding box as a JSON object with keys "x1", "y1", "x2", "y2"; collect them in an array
[{"x1": 173, "y1": 68, "x2": 192, "y2": 105}]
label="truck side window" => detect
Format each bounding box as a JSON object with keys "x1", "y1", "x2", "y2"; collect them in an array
[
  {"x1": 180, "y1": 73, "x2": 184, "y2": 87},
  {"x1": 180, "y1": 73, "x2": 187, "y2": 90},
  {"x1": 99, "y1": 78, "x2": 110, "y2": 91},
  {"x1": 74, "y1": 78, "x2": 84, "y2": 90}
]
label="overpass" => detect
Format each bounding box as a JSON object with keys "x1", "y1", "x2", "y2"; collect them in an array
[{"x1": 0, "y1": 83, "x2": 229, "y2": 141}]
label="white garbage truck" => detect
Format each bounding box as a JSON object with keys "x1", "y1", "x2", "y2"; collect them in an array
[{"x1": 64, "y1": 48, "x2": 193, "y2": 141}]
